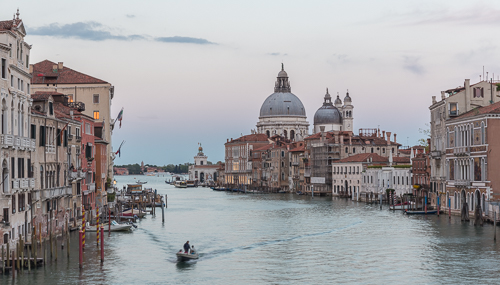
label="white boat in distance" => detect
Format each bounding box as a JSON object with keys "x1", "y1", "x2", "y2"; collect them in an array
[
  {"x1": 85, "y1": 220, "x2": 133, "y2": 232},
  {"x1": 176, "y1": 251, "x2": 199, "y2": 262}
]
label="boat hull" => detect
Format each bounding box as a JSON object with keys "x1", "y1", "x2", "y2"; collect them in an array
[
  {"x1": 86, "y1": 224, "x2": 132, "y2": 232},
  {"x1": 176, "y1": 252, "x2": 199, "y2": 262},
  {"x1": 405, "y1": 210, "x2": 437, "y2": 215}
]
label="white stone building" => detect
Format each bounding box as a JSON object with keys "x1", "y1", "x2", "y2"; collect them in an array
[
  {"x1": 362, "y1": 165, "x2": 413, "y2": 200},
  {"x1": 0, "y1": 12, "x2": 36, "y2": 246},
  {"x1": 188, "y1": 144, "x2": 218, "y2": 184}
]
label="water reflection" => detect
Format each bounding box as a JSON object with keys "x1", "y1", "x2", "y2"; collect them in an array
[{"x1": 2, "y1": 175, "x2": 500, "y2": 284}]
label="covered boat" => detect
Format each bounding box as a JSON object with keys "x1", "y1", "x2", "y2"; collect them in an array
[{"x1": 86, "y1": 220, "x2": 133, "y2": 232}]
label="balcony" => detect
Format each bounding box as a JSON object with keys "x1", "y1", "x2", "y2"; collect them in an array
[
  {"x1": 68, "y1": 134, "x2": 74, "y2": 141},
  {"x1": 304, "y1": 168, "x2": 311, "y2": 178},
  {"x1": 453, "y1": 146, "x2": 470, "y2": 156},
  {"x1": 430, "y1": 150, "x2": 442, "y2": 159},
  {"x1": 292, "y1": 162, "x2": 299, "y2": 166},
  {"x1": 454, "y1": 179, "x2": 471, "y2": 187},
  {"x1": 1, "y1": 134, "x2": 14, "y2": 148},
  {"x1": 88, "y1": 183, "x2": 96, "y2": 191},
  {"x1": 41, "y1": 186, "x2": 73, "y2": 200},
  {"x1": 76, "y1": 136, "x2": 82, "y2": 142},
  {"x1": 69, "y1": 170, "x2": 86, "y2": 181}
]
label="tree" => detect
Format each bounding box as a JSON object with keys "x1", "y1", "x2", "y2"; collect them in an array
[{"x1": 418, "y1": 123, "x2": 430, "y2": 152}]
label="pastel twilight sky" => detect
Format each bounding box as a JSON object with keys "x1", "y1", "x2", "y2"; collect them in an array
[{"x1": 4, "y1": 0, "x2": 500, "y2": 165}]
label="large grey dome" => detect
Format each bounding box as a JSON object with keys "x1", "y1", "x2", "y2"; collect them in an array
[
  {"x1": 314, "y1": 105, "x2": 342, "y2": 125},
  {"x1": 259, "y1": 92, "x2": 306, "y2": 117}
]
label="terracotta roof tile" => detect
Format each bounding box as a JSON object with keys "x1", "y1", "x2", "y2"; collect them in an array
[
  {"x1": 335, "y1": 153, "x2": 388, "y2": 163},
  {"x1": 452, "y1": 101, "x2": 500, "y2": 120},
  {"x1": 227, "y1": 133, "x2": 268, "y2": 143},
  {"x1": 0, "y1": 19, "x2": 21, "y2": 31},
  {"x1": 31, "y1": 60, "x2": 108, "y2": 85}
]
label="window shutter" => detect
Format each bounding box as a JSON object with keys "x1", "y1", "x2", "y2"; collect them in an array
[
  {"x1": 57, "y1": 129, "x2": 61, "y2": 146},
  {"x1": 64, "y1": 130, "x2": 68, "y2": 147},
  {"x1": 39, "y1": 126, "x2": 46, "y2": 146},
  {"x1": 31, "y1": 124, "x2": 36, "y2": 139}
]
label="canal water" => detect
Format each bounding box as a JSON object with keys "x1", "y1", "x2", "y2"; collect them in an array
[{"x1": 2, "y1": 175, "x2": 500, "y2": 284}]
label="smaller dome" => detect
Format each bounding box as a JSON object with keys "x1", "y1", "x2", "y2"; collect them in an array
[
  {"x1": 334, "y1": 95, "x2": 342, "y2": 105},
  {"x1": 344, "y1": 91, "x2": 351, "y2": 102},
  {"x1": 278, "y1": 70, "x2": 288, "y2": 77},
  {"x1": 314, "y1": 106, "x2": 342, "y2": 125}
]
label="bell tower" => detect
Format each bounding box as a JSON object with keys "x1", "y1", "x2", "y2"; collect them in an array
[{"x1": 343, "y1": 90, "x2": 354, "y2": 132}]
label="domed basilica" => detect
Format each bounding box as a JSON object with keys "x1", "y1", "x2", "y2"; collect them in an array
[
  {"x1": 256, "y1": 65, "x2": 354, "y2": 140},
  {"x1": 256, "y1": 65, "x2": 309, "y2": 140},
  {"x1": 313, "y1": 89, "x2": 353, "y2": 133}
]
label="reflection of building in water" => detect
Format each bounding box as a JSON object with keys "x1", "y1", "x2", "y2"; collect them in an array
[
  {"x1": 256, "y1": 65, "x2": 309, "y2": 141},
  {"x1": 188, "y1": 144, "x2": 219, "y2": 184}
]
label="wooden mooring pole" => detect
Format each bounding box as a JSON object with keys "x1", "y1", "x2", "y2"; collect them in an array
[
  {"x1": 67, "y1": 220, "x2": 70, "y2": 259},
  {"x1": 79, "y1": 230, "x2": 83, "y2": 269},
  {"x1": 28, "y1": 244, "x2": 31, "y2": 272},
  {"x1": 100, "y1": 226, "x2": 104, "y2": 263},
  {"x1": 2, "y1": 244, "x2": 4, "y2": 275},
  {"x1": 494, "y1": 211, "x2": 497, "y2": 242},
  {"x1": 162, "y1": 196, "x2": 165, "y2": 223}
]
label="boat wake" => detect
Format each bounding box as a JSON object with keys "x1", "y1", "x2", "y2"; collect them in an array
[{"x1": 202, "y1": 220, "x2": 363, "y2": 260}]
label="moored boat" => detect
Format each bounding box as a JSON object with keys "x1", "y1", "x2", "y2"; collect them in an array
[
  {"x1": 389, "y1": 202, "x2": 415, "y2": 210},
  {"x1": 85, "y1": 220, "x2": 133, "y2": 232},
  {"x1": 404, "y1": 210, "x2": 437, "y2": 215},
  {"x1": 174, "y1": 181, "x2": 187, "y2": 188}
]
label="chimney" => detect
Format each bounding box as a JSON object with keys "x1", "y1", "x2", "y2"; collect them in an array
[
  {"x1": 386, "y1": 132, "x2": 391, "y2": 146},
  {"x1": 58, "y1": 62, "x2": 63, "y2": 70},
  {"x1": 393, "y1": 134, "x2": 397, "y2": 143},
  {"x1": 465, "y1": 79, "x2": 471, "y2": 112},
  {"x1": 29, "y1": 64, "x2": 33, "y2": 74},
  {"x1": 340, "y1": 135, "x2": 344, "y2": 145},
  {"x1": 52, "y1": 64, "x2": 58, "y2": 71},
  {"x1": 227, "y1": 139, "x2": 229, "y2": 143},
  {"x1": 441, "y1": 91, "x2": 445, "y2": 100},
  {"x1": 432, "y1": 96, "x2": 437, "y2": 104},
  {"x1": 382, "y1": 130, "x2": 385, "y2": 139}
]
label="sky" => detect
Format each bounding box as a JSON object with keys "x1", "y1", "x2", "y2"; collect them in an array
[{"x1": 4, "y1": 0, "x2": 500, "y2": 165}]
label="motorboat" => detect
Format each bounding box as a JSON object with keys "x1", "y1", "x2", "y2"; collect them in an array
[
  {"x1": 174, "y1": 181, "x2": 187, "y2": 188},
  {"x1": 404, "y1": 210, "x2": 437, "y2": 215},
  {"x1": 389, "y1": 202, "x2": 415, "y2": 210},
  {"x1": 186, "y1": 180, "x2": 196, "y2": 187},
  {"x1": 176, "y1": 251, "x2": 199, "y2": 262},
  {"x1": 136, "y1": 180, "x2": 147, "y2": 184},
  {"x1": 121, "y1": 209, "x2": 147, "y2": 218},
  {"x1": 85, "y1": 220, "x2": 133, "y2": 232}
]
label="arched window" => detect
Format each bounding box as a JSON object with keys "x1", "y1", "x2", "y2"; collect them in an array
[
  {"x1": 1, "y1": 99, "x2": 7, "y2": 135},
  {"x1": 40, "y1": 166, "x2": 44, "y2": 189},
  {"x1": 266, "y1": 130, "x2": 270, "y2": 138},
  {"x1": 283, "y1": 130, "x2": 287, "y2": 139},
  {"x1": 446, "y1": 128, "x2": 450, "y2": 148},
  {"x1": 290, "y1": 130, "x2": 295, "y2": 141}
]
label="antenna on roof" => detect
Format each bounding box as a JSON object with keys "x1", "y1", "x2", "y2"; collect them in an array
[{"x1": 483, "y1": 66, "x2": 485, "y2": 81}]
